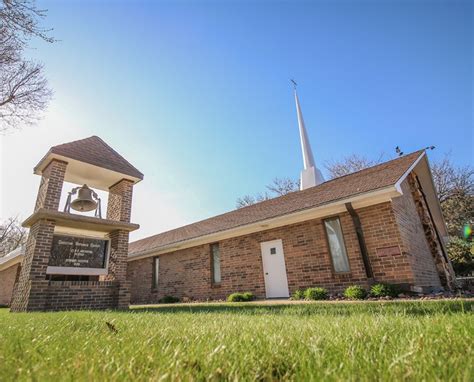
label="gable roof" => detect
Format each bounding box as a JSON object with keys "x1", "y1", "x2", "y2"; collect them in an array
[
  {"x1": 129, "y1": 150, "x2": 424, "y2": 257},
  {"x1": 34, "y1": 136, "x2": 144, "y2": 180}
]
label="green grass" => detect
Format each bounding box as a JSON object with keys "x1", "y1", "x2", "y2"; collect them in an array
[{"x1": 0, "y1": 300, "x2": 472, "y2": 381}]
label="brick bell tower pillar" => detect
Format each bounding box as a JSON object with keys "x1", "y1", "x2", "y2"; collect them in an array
[
  {"x1": 105, "y1": 179, "x2": 135, "y2": 308},
  {"x1": 10, "y1": 159, "x2": 68, "y2": 312},
  {"x1": 10, "y1": 136, "x2": 143, "y2": 312}
]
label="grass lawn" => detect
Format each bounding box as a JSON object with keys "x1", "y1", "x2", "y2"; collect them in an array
[{"x1": 0, "y1": 300, "x2": 472, "y2": 381}]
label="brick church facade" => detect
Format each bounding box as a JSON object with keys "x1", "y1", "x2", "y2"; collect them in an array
[{"x1": 127, "y1": 151, "x2": 455, "y2": 303}]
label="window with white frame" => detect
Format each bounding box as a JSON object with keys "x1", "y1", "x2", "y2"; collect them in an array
[
  {"x1": 211, "y1": 243, "x2": 221, "y2": 283},
  {"x1": 324, "y1": 217, "x2": 350, "y2": 273}
]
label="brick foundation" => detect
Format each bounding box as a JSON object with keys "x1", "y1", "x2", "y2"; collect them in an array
[{"x1": 44, "y1": 281, "x2": 120, "y2": 311}]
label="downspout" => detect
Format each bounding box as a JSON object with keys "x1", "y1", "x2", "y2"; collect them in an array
[{"x1": 345, "y1": 202, "x2": 373, "y2": 279}]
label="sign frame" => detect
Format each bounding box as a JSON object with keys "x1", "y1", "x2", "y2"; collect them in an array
[{"x1": 46, "y1": 233, "x2": 111, "y2": 276}]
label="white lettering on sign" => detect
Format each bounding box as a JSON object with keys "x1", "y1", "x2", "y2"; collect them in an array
[{"x1": 49, "y1": 235, "x2": 108, "y2": 269}]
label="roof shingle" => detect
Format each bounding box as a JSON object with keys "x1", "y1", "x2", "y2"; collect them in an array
[
  {"x1": 129, "y1": 150, "x2": 423, "y2": 256},
  {"x1": 35, "y1": 136, "x2": 143, "y2": 180}
]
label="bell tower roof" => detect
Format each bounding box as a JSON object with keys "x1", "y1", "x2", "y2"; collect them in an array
[{"x1": 34, "y1": 136, "x2": 143, "y2": 191}]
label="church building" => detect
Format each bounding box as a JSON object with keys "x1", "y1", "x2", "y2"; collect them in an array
[{"x1": 126, "y1": 89, "x2": 455, "y2": 303}]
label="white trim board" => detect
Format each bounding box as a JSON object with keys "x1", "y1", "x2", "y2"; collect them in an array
[{"x1": 394, "y1": 152, "x2": 425, "y2": 194}]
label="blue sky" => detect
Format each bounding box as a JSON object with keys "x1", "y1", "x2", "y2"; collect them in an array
[{"x1": 1, "y1": 0, "x2": 472, "y2": 240}]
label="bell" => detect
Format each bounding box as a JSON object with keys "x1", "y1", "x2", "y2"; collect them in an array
[{"x1": 70, "y1": 184, "x2": 98, "y2": 212}]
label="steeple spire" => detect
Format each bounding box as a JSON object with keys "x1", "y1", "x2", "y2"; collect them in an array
[{"x1": 292, "y1": 80, "x2": 325, "y2": 190}]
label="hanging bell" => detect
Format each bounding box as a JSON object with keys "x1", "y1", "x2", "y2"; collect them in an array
[{"x1": 70, "y1": 184, "x2": 98, "y2": 212}]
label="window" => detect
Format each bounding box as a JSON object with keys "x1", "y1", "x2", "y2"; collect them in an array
[
  {"x1": 270, "y1": 247, "x2": 277, "y2": 255},
  {"x1": 211, "y1": 243, "x2": 221, "y2": 283},
  {"x1": 153, "y1": 257, "x2": 159, "y2": 289},
  {"x1": 324, "y1": 217, "x2": 350, "y2": 273}
]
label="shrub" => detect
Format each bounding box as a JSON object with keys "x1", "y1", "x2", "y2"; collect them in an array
[
  {"x1": 291, "y1": 289, "x2": 305, "y2": 300},
  {"x1": 242, "y1": 292, "x2": 255, "y2": 301},
  {"x1": 343, "y1": 285, "x2": 367, "y2": 300},
  {"x1": 159, "y1": 295, "x2": 180, "y2": 304},
  {"x1": 370, "y1": 283, "x2": 399, "y2": 298},
  {"x1": 304, "y1": 287, "x2": 329, "y2": 300},
  {"x1": 227, "y1": 292, "x2": 255, "y2": 302}
]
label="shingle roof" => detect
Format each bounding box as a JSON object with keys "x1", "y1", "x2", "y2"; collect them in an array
[
  {"x1": 129, "y1": 150, "x2": 424, "y2": 256},
  {"x1": 35, "y1": 136, "x2": 143, "y2": 180}
]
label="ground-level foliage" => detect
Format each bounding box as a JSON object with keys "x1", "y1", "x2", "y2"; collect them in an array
[{"x1": 0, "y1": 300, "x2": 472, "y2": 381}]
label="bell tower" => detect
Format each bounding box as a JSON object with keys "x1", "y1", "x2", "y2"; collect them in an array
[{"x1": 10, "y1": 136, "x2": 143, "y2": 312}]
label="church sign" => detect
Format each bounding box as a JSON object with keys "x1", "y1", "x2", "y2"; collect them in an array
[{"x1": 47, "y1": 235, "x2": 109, "y2": 275}]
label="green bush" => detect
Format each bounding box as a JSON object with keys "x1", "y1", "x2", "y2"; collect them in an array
[
  {"x1": 304, "y1": 287, "x2": 329, "y2": 300},
  {"x1": 227, "y1": 292, "x2": 255, "y2": 302},
  {"x1": 370, "y1": 283, "x2": 399, "y2": 298},
  {"x1": 242, "y1": 292, "x2": 255, "y2": 301},
  {"x1": 343, "y1": 285, "x2": 367, "y2": 300},
  {"x1": 158, "y1": 296, "x2": 180, "y2": 304},
  {"x1": 291, "y1": 289, "x2": 305, "y2": 300}
]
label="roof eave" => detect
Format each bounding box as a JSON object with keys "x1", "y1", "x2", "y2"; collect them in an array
[
  {"x1": 33, "y1": 152, "x2": 143, "y2": 191},
  {"x1": 394, "y1": 151, "x2": 426, "y2": 194},
  {"x1": 128, "y1": 184, "x2": 402, "y2": 261},
  {"x1": 0, "y1": 249, "x2": 24, "y2": 271}
]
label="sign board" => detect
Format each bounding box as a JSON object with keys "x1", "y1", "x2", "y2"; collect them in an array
[{"x1": 47, "y1": 234, "x2": 109, "y2": 275}]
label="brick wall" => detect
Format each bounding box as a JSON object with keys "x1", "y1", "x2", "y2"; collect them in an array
[
  {"x1": 392, "y1": 178, "x2": 442, "y2": 289},
  {"x1": 128, "y1": 200, "x2": 434, "y2": 303},
  {"x1": 359, "y1": 202, "x2": 414, "y2": 285},
  {"x1": 107, "y1": 179, "x2": 134, "y2": 223},
  {"x1": 34, "y1": 160, "x2": 68, "y2": 212},
  {"x1": 0, "y1": 264, "x2": 19, "y2": 306},
  {"x1": 43, "y1": 281, "x2": 120, "y2": 311},
  {"x1": 10, "y1": 280, "x2": 121, "y2": 311}
]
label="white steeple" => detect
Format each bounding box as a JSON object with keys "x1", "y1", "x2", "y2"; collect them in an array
[{"x1": 292, "y1": 81, "x2": 325, "y2": 190}]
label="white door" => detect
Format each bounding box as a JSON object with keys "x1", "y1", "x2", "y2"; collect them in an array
[{"x1": 260, "y1": 239, "x2": 290, "y2": 298}]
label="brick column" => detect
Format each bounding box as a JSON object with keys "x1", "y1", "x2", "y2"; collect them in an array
[
  {"x1": 107, "y1": 230, "x2": 129, "y2": 281},
  {"x1": 107, "y1": 179, "x2": 134, "y2": 222},
  {"x1": 11, "y1": 160, "x2": 67, "y2": 312},
  {"x1": 105, "y1": 179, "x2": 134, "y2": 308},
  {"x1": 34, "y1": 159, "x2": 68, "y2": 212}
]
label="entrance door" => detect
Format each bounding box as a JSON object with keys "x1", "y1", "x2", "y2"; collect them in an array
[{"x1": 260, "y1": 239, "x2": 290, "y2": 298}]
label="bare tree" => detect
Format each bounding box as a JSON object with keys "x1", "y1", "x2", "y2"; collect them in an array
[
  {"x1": 0, "y1": 0, "x2": 54, "y2": 131},
  {"x1": 236, "y1": 192, "x2": 271, "y2": 209},
  {"x1": 266, "y1": 177, "x2": 300, "y2": 196},
  {"x1": 431, "y1": 155, "x2": 474, "y2": 238},
  {"x1": 0, "y1": 217, "x2": 27, "y2": 257},
  {"x1": 431, "y1": 155, "x2": 474, "y2": 204},
  {"x1": 236, "y1": 177, "x2": 298, "y2": 208},
  {"x1": 324, "y1": 153, "x2": 385, "y2": 179}
]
